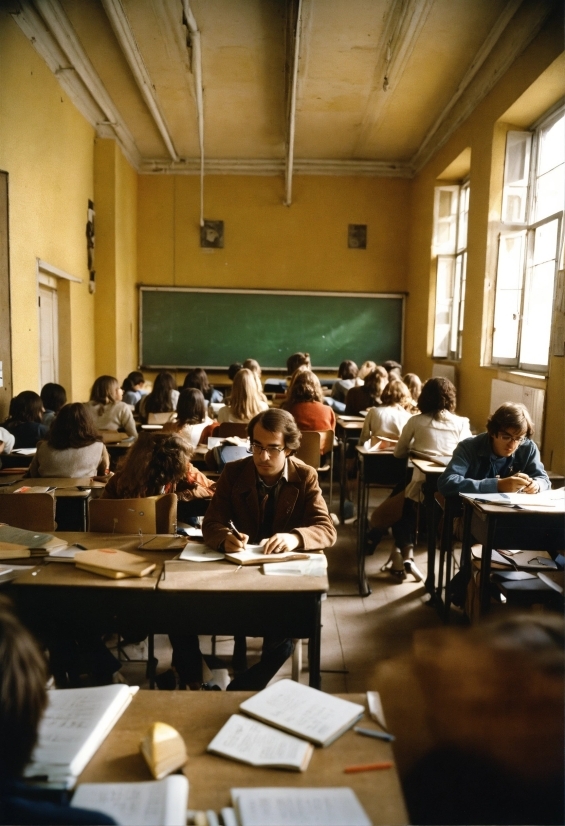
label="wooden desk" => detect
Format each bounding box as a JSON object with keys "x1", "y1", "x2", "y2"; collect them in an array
[
  {"x1": 0, "y1": 477, "x2": 106, "y2": 530},
  {"x1": 335, "y1": 417, "x2": 364, "y2": 524},
  {"x1": 409, "y1": 458, "x2": 445, "y2": 603},
  {"x1": 11, "y1": 534, "x2": 329, "y2": 688},
  {"x1": 77, "y1": 690, "x2": 408, "y2": 825},
  {"x1": 355, "y1": 447, "x2": 406, "y2": 597},
  {"x1": 460, "y1": 495, "x2": 565, "y2": 616}
]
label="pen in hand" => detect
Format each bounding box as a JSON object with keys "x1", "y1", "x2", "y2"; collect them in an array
[{"x1": 228, "y1": 520, "x2": 243, "y2": 540}]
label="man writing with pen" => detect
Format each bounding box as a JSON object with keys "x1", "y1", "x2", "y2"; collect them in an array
[{"x1": 201, "y1": 408, "x2": 337, "y2": 690}]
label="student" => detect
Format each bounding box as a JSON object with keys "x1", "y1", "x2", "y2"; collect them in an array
[
  {"x1": 358, "y1": 360, "x2": 377, "y2": 380},
  {"x1": 284, "y1": 370, "x2": 336, "y2": 435},
  {"x1": 403, "y1": 373, "x2": 422, "y2": 406},
  {"x1": 369, "y1": 378, "x2": 472, "y2": 577},
  {"x1": 242, "y1": 358, "x2": 267, "y2": 400},
  {"x1": 162, "y1": 388, "x2": 213, "y2": 447},
  {"x1": 2, "y1": 391, "x2": 48, "y2": 448},
  {"x1": 0, "y1": 428, "x2": 15, "y2": 458},
  {"x1": 121, "y1": 371, "x2": 146, "y2": 406},
  {"x1": 345, "y1": 366, "x2": 388, "y2": 415},
  {"x1": 40, "y1": 383, "x2": 67, "y2": 429},
  {"x1": 383, "y1": 359, "x2": 402, "y2": 374},
  {"x1": 183, "y1": 368, "x2": 223, "y2": 405},
  {"x1": 227, "y1": 362, "x2": 242, "y2": 382},
  {"x1": 438, "y1": 402, "x2": 550, "y2": 497},
  {"x1": 27, "y1": 403, "x2": 110, "y2": 478},
  {"x1": 0, "y1": 595, "x2": 115, "y2": 825},
  {"x1": 202, "y1": 408, "x2": 337, "y2": 690},
  {"x1": 330, "y1": 360, "x2": 360, "y2": 406},
  {"x1": 138, "y1": 371, "x2": 179, "y2": 420},
  {"x1": 358, "y1": 380, "x2": 413, "y2": 444},
  {"x1": 286, "y1": 352, "x2": 311, "y2": 375},
  {"x1": 217, "y1": 368, "x2": 268, "y2": 424},
  {"x1": 87, "y1": 376, "x2": 137, "y2": 438}
]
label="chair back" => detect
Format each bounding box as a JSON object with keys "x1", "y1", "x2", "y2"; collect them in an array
[
  {"x1": 319, "y1": 429, "x2": 334, "y2": 455},
  {"x1": 217, "y1": 422, "x2": 248, "y2": 438},
  {"x1": 100, "y1": 431, "x2": 130, "y2": 444},
  {"x1": 88, "y1": 494, "x2": 177, "y2": 533},
  {"x1": 0, "y1": 491, "x2": 56, "y2": 532},
  {"x1": 147, "y1": 412, "x2": 177, "y2": 425},
  {"x1": 295, "y1": 431, "x2": 322, "y2": 470}
]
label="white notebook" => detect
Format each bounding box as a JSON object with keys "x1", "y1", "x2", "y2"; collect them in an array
[
  {"x1": 24, "y1": 685, "x2": 136, "y2": 788},
  {"x1": 71, "y1": 776, "x2": 189, "y2": 826},
  {"x1": 239, "y1": 680, "x2": 364, "y2": 747},
  {"x1": 207, "y1": 714, "x2": 313, "y2": 771},
  {"x1": 231, "y1": 787, "x2": 371, "y2": 826}
]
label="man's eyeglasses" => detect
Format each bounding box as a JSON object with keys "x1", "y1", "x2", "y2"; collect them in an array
[
  {"x1": 498, "y1": 431, "x2": 526, "y2": 445},
  {"x1": 248, "y1": 442, "x2": 286, "y2": 457}
]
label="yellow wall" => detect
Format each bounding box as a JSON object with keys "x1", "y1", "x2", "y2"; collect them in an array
[
  {"x1": 405, "y1": 12, "x2": 565, "y2": 471},
  {"x1": 0, "y1": 16, "x2": 96, "y2": 402}
]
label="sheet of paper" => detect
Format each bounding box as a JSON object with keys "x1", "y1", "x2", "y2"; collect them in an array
[
  {"x1": 71, "y1": 776, "x2": 189, "y2": 826},
  {"x1": 48, "y1": 546, "x2": 86, "y2": 559},
  {"x1": 229, "y1": 545, "x2": 305, "y2": 563},
  {"x1": 177, "y1": 526, "x2": 203, "y2": 538},
  {"x1": 231, "y1": 787, "x2": 371, "y2": 826},
  {"x1": 262, "y1": 555, "x2": 327, "y2": 577},
  {"x1": 208, "y1": 714, "x2": 312, "y2": 770},
  {"x1": 178, "y1": 545, "x2": 224, "y2": 562},
  {"x1": 462, "y1": 490, "x2": 564, "y2": 509}
]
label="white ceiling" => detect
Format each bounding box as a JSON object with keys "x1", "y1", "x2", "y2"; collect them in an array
[{"x1": 9, "y1": 0, "x2": 559, "y2": 177}]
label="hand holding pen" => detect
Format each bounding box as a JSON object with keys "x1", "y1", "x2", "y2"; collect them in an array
[{"x1": 224, "y1": 520, "x2": 249, "y2": 552}]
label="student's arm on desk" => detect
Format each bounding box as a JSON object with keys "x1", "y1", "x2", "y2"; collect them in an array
[
  {"x1": 515, "y1": 441, "x2": 550, "y2": 492},
  {"x1": 119, "y1": 405, "x2": 137, "y2": 439},
  {"x1": 393, "y1": 417, "x2": 415, "y2": 458},
  {"x1": 358, "y1": 410, "x2": 374, "y2": 444},
  {"x1": 98, "y1": 445, "x2": 110, "y2": 475}
]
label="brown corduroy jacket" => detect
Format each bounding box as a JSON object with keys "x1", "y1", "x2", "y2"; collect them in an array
[{"x1": 202, "y1": 455, "x2": 337, "y2": 551}]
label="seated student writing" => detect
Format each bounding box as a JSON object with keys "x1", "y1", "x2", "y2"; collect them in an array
[
  {"x1": 0, "y1": 595, "x2": 114, "y2": 825},
  {"x1": 438, "y1": 402, "x2": 550, "y2": 497}
]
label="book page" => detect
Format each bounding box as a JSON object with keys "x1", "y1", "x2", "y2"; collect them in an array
[
  {"x1": 226, "y1": 546, "x2": 308, "y2": 564},
  {"x1": 240, "y1": 680, "x2": 364, "y2": 746},
  {"x1": 207, "y1": 714, "x2": 313, "y2": 771},
  {"x1": 179, "y1": 544, "x2": 224, "y2": 562},
  {"x1": 231, "y1": 787, "x2": 371, "y2": 826},
  {"x1": 71, "y1": 776, "x2": 189, "y2": 826}
]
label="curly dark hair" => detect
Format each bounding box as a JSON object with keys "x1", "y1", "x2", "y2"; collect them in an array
[
  {"x1": 418, "y1": 377, "x2": 457, "y2": 416},
  {"x1": 0, "y1": 595, "x2": 47, "y2": 779},
  {"x1": 144, "y1": 371, "x2": 178, "y2": 414},
  {"x1": 248, "y1": 408, "x2": 302, "y2": 452},
  {"x1": 40, "y1": 383, "x2": 67, "y2": 414},
  {"x1": 487, "y1": 403, "x2": 534, "y2": 440},
  {"x1": 113, "y1": 431, "x2": 193, "y2": 498},
  {"x1": 287, "y1": 370, "x2": 324, "y2": 404},
  {"x1": 48, "y1": 403, "x2": 102, "y2": 450},
  {"x1": 3, "y1": 391, "x2": 44, "y2": 427},
  {"x1": 176, "y1": 388, "x2": 206, "y2": 425}
]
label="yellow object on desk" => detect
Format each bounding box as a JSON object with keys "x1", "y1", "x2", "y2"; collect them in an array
[
  {"x1": 75, "y1": 548, "x2": 156, "y2": 579},
  {"x1": 140, "y1": 722, "x2": 188, "y2": 779}
]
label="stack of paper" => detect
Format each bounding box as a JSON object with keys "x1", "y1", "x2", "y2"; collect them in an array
[
  {"x1": 0, "y1": 525, "x2": 67, "y2": 557},
  {"x1": 71, "y1": 776, "x2": 188, "y2": 826},
  {"x1": 24, "y1": 684, "x2": 136, "y2": 788},
  {"x1": 231, "y1": 787, "x2": 371, "y2": 826}
]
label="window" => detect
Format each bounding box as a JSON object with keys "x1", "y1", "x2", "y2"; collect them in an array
[
  {"x1": 431, "y1": 181, "x2": 469, "y2": 360},
  {"x1": 491, "y1": 107, "x2": 564, "y2": 372}
]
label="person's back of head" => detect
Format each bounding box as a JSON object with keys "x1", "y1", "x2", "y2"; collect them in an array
[
  {"x1": 403, "y1": 373, "x2": 422, "y2": 404},
  {"x1": 90, "y1": 375, "x2": 120, "y2": 407},
  {"x1": 122, "y1": 371, "x2": 144, "y2": 393},
  {"x1": 364, "y1": 369, "x2": 388, "y2": 405},
  {"x1": 383, "y1": 360, "x2": 402, "y2": 373},
  {"x1": 4, "y1": 391, "x2": 44, "y2": 427},
  {"x1": 40, "y1": 383, "x2": 67, "y2": 414},
  {"x1": 48, "y1": 403, "x2": 101, "y2": 450},
  {"x1": 288, "y1": 370, "x2": 323, "y2": 405},
  {"x1": 0, "y1": 595, "x2": 47, "y2": 781},
  {"x1": 358, "y1": 360, "x2": 377, "y2": 380},
  {"x1": 229, "y1": 368, "x2": 264, "y2": 421},
  {"x1": 183, "y1": 368, "x2": 209, "y2": 397},
  {"x1": 338, "y1": 360, "x2": 358, "y2": 380},
  {"x1": 243, "y1": 358, "x2": 261, "y2": 376},
  {"x1": 381, "y1": 379, "x2": 413, "y2": 409},
  {"x1": 176, "y1": 388, "x2": 206, "y2": 425},
  {"x1": 227, "y1": 362, "x2": 242, "y2": 381},
  {"x1": 286, "y1": 352, "x2": 311, "y2": 375},
  {"x1": 114, "y1": 431, "x2": 192, "y2": 497},
  {"x1": 418, "y1": 377, "x2": 456, "y2": 417},
  {"x1": 487, "y1": 402, "x2": 534, "y2": 440},
  {"x1": 145, "y1": 371, "x2": 177, "y2": 414}
]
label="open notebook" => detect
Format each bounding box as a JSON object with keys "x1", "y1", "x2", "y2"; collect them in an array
[{"x1": 71, "y1": 776, "x2": 188, "y2": 826}]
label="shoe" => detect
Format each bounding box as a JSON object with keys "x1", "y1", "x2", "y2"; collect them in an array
[
  {"x1": 201, "y1": 682, "x2": 221, "y2": 691},
  {"x1": 404, "y1": 558, "x2": 425, "y2": 582},
  {"x1": 382, "y1": 548, "x2": 406, "y2": 579}
]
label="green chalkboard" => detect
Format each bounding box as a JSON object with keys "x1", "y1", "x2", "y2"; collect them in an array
[{"x1": 139, "y1": 288, "x2": 404, "y2": 370}]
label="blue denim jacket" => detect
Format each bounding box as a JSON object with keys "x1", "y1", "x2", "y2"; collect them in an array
[{"x1": 437, "y1": 432, "x2": 550, "y2": 496}]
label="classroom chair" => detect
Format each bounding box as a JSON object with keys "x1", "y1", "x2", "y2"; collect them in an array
[
  {"x1": 0, "y1": 491, "x2": 56, "y2": 532},
  {"x1": 147, "y1": 411, "x2": 177, "y2": 425},
  {"x1": 88, "y1": 494, "x2": 177, "y2": 534},
  {"x1": 216, "y1": 422, "x2": 248, "y2": 438},
  {"x1": 295, "y1": 430, "x2": 335, "y2": 510}
]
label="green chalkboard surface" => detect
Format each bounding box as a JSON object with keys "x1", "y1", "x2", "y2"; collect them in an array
[{"x1": 139, "y1": 288, "x2": 404, "y2": 370}]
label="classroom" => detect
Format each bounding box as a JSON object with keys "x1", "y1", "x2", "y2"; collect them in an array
[{"x1": 0, "y1": 1, "x2": 563, "y2": 824}]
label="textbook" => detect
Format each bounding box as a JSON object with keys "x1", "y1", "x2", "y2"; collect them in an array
[
  {"x1": 231, "y1": 787, "x2": 371, "y2": 826},
  {"x1": 239, "y1": 680, "x2": 364, "y2": 747},
  {"x1": 71, "y1": 775, "x2": 189, "y2": 826},
  {"x1": 0, "y1": 525, "x2": 67, "y2": 553},
  {"x1": 24, "y1": 684, "x2": 136, "y2": 788},
  {"x1": 75, "y1": 548, "x2": 156, "y2": 579},
  {"x1": 224, "y1": 545, "x2": 310, "y2": 566},
  {"x1": 207, "y1": 714, "x2": 314, "y2": 771}
]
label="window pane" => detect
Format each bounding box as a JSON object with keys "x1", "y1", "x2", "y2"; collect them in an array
[
  {"x1": 457, "y1": 185, "x2": 469, "y2": 251},
  {"x1": 538, "y1": 114, "x2": 564, "y2": 176},
  {"x1": 433, "y1": 256, "x2": 455, "y2": 358},
  {"x1": 535, "y1": 164, "x2": 565, "y2": 223},
  {"x1": 492, "y1": 233, "x2": 525, "y2": 361},
  {"x1": 519, "y1": 220, "x2": 559, "y2": 367},
  {"x1": 502, "y1": 131, "x2": 532, "y2": 224},
  {"x1": 433, "y1": 187, "x2": 459, "y2": 253},
  {"x1": 449, "y1": 253, "x2": 465, "y2": 358}
]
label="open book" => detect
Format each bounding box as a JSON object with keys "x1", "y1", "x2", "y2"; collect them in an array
[
  {"x1": 24, "y1": 684, "x2": 136, "y2": 788},
  {"x1": 71, "y1": 776, "x2": 188, "y2": 826},
  {"x1": 0, "y1": 525, "x2": 67, "y2": 556},
  {"x1": 231, "y1": 787, "x2": 371, "y2": 826},
  {"x1": 225, "y1": 545, "x2": 309, "y2": 566},
  {"x1": 207, "y1": 714, "x2": 313, "y2": 771},
  {"x1": 239, "y1": 680, "x2": 364, "y2": 747}
]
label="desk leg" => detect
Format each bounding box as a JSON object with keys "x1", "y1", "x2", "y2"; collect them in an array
[
  {"x1": 479, "y1": 517, "x2": 497, "y2": 616},
  {"x1": 339, "y1": 438, "x2": 346, "y2": 523},
  {"x1": 424, "y1": 482, "x2": 437, "y2": 598},
  {"x1": 308, "y1": 595, "x2": 322, "y2": 689},
  {"x1": 357, "y1": 460, "x2": 371, "y2": 597}
]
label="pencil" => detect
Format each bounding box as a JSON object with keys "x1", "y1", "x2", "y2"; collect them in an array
[{"x1": 344, "y1": 761, "x2": 393, "y2": 773}]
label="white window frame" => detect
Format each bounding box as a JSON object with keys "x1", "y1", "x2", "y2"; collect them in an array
[
  {"x1": 431, "y1": 181, "x2": 469, "y2": 360},
  {"x1": 491, "y1": 106, "x2": 564, "y2": 373}
]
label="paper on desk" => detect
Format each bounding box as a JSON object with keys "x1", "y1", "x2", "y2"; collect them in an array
[
  {"x1": 48, "y1": 546, "x2": 86, "y2": 560},
  {"x1": 262, "y1": 554, "x2": 327, "y2": 577},
  {"x1": 176, "y1": 526, "x2": 203, "y2": 538},
  {"x1": 178, "y1": 544, "x2": 224, "y2": 562},
  {"x1": 208, "y1": 714, "x2": 313, "y2": 770},
  {"x1": 231, "y1": 787, "x2": 371, "y2": 826},
  {"x1": 0, "y1": 564, "x2": 35, "y2": 582},
  {"x1": 71, "y1": 775, "x2": 189, "y2": 826}
]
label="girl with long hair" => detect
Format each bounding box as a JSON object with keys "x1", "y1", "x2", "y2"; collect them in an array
[
  {"x1": 359, "y1": 379, "x2": 414, "y2": 444},
  {"x1": 87, "y1": 375, "x2": 137, "y2": 438},
  {"x1": 345, "y1": 365, "x2": 388, "y2": 415},
  {"x1": 163, "y1": 388, "x2": 213, "y2": 447},
  {"x1": 183, "y1": 367, "x2": 223, "y2": 404},
  {"x1": 285, "y1": 370, "x2": 336, "y2": 433},
  {"x1": 139, "y1": 371, "x2": 179, "y2": 420},
  {"x1": 217, "y1": 368, "x2": 268, "y2": 424},
  {"x1": 40, "y1": 382, "x2": 67, "y2": 428},
  {"x1": 28, "y1": 403, "x2": 110, "y2": 477},
  {"x1": 2, "y1": 391, "x2": 48, "y2": 448}
]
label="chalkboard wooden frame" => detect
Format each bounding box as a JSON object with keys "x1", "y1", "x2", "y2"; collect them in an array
[{"x1": 139, "y1": 286, "x2": 406, "y2": 371}]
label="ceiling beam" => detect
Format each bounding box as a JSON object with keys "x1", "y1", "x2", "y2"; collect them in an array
[
  {"x1": 284, "y1": 0, "x2": 303, "y2": 206},
  {"x1": 139, "y1": 158, "x2": 412, "y2": 177},
  {"x1": 101, "y1": 0, "x2": 179, "y2": 162}
]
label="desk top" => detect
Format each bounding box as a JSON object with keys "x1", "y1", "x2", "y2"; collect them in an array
[
  {"x1": 336, "y1": 417, "x2": 364, "y2": 431},
  {"x1": 410, "y1": 457, "x2": 445, "y2": 474},
  {"x1": 0, "y1": 477, "x2": 107, "y2": 490},
  {"x1": 461, "y1": 491, "x2": 565, "y2": 517},
  {"x1": 77, "y1": 690, "x2": 408, "y2": 825},
  {"x1": 356, "y1": 446, "x2": 395, "y2": 457}
]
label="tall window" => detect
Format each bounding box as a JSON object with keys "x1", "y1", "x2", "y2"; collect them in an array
[
  {"x1": 491, "y1": 107, "x2": 564, "y2": 371},
  {"x1": 432, "y1": 181, "x2": 469, "y2": 360}
]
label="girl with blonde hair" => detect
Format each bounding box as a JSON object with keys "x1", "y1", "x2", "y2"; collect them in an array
[{"x1": 217, "y1": 368, "x2": 269, "y2": 424}]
